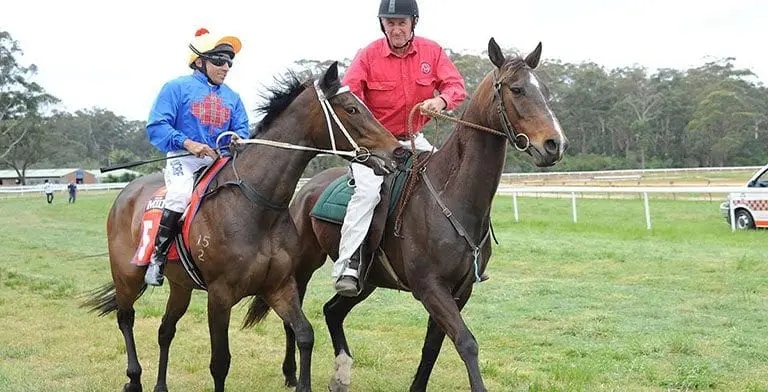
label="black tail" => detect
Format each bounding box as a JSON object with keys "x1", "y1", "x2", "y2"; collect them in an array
[
  {"x1": 242, "y1": 295, "x2": 271, "y2": 329},
  {"x1": 80, "y1": 283, "x2": 147, "y2": 316}
]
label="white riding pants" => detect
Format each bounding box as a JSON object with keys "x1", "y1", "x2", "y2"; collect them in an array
[
  {"x1": 163, "y1": 151, "x2": 214, "y2": 213},
  {"x1": 333, "y1": 133, "x2": 435, "y2": 278}
]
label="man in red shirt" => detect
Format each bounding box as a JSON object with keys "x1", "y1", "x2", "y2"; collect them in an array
[{"x1": 334, "y1": 0, "x2": 467, "y2": 296}]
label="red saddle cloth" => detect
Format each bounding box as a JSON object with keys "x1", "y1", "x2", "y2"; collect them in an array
[{"x1": 131, "y1": 157, "x2": 230, "y2": 266}]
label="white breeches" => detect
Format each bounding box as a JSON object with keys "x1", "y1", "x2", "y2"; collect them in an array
[
  {"x1": 333, "y1": 134, "x2": 435, "y2": 278},
  {"x1": 163, "y1": 151, "x2": 214, "y2": 213}
]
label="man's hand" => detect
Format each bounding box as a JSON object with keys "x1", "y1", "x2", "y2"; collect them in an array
[
  {"x1": 420, "y1": 97, "x2": 447, "y2": 114},
  {"x1": 183, "y1": 139, "x2": 218, "y2": 159}
]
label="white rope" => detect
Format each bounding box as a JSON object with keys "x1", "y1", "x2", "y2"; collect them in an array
[
  {"x1": 227, "y1": 83, "x2": 361, "y2": 158},
  {"x1": 233, "y1": 138, "x2": 358, "y2": 157}
]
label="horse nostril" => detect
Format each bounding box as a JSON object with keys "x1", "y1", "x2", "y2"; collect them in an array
[{"x1": 544, "y1": 139, "x2": 559, "y2": 155}]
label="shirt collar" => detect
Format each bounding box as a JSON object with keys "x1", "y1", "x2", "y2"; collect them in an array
[
  {"x1": 380, "y1": 36, "x2": 418, "y2": 58},
  {"x1": 192, "y1": 70, "x2": 221, "y2": 90}
]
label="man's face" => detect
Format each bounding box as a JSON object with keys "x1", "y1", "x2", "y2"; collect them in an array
[
  {"x1": 382, "y1": 17, "x2": 413, "y2": 48},
  {"x1": 197, "y1": 53, "x2": 232, "y2": 85}
]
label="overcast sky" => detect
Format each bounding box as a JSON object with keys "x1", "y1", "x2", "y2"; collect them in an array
[{"x1": 2, "y1": 0, "x2": 766, "y2": 122}]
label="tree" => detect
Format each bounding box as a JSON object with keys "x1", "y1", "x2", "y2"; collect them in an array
[{"x1": 0, "y1": 31, "x2": 58, "y2": 163}]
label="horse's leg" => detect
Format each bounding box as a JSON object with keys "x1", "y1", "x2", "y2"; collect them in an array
[
  {"x1": 207, "y1": 287, "x2": 233, "y2": 392},
  {"x1": 409, "y1": 290, "x2": 472, "y2": 392},
  {"x1": 416, "y1": 284, "x2": 485, "y2": 391},
  {"x1": 114, "y1": 268, "x2": 148, "y2": 392},
  {"x1": 323, "y1": 285, "x2": 376, "y2": 392},
  {"x1": 265, "y1": 278, "x2": 314, "y2": 392},
  {"x1": 117, "y1": 306, "x2": 143, "y2": 392},
  {"x1": 153, "y1": 280, "x2": 193, "y2": 392},
  {"x1": 281, "y1": 271, "x2": 312, "y2": 387}
]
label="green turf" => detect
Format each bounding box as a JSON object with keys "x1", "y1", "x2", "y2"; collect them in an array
[{"x1": 0, "y1": 192, "x2": 765, "y2": 391}]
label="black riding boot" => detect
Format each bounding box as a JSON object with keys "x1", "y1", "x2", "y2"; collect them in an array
[
  {"x1": 144, "y1": 209, "x2": 183, "y2": 286},
  {"x1": 335, "y1": 245, "x2": 363, "y2": 297}
]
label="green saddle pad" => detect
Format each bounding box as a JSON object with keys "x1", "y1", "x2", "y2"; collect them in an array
[{"x1": 310, "y1": 156, "x2": 416, "y2": 225}]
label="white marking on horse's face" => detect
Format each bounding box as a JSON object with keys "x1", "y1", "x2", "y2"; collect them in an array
[{"x1": 527, "y1": 73, "x2": 565, "y2": 156}]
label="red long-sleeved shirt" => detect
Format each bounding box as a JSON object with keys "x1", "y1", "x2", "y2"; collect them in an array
[{"x1": 342, "y1": 36, "x2": 467, "y2": 138}]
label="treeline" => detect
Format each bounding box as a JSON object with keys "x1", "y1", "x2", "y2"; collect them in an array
[{"x1": 2, "y1": 30, "x2": 766, "y2": 184}]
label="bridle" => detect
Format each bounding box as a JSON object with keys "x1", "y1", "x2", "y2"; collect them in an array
[{"x1": 491, "y1": 64, "x2": 531, "y2": 152}]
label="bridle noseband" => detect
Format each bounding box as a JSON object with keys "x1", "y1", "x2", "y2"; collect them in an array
[{"x1": 492, "y1": 67, "x2": 530, "y2": 152}]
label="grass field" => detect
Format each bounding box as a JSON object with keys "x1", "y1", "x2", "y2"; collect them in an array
[{"x1": 0, "y1": 192, "x2": 766, "y2": 391}]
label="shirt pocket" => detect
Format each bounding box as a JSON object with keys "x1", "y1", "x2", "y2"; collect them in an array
[
  {"x1": 366, "y1": 81, "x2": 398, "y2": 109},
  {"x1": 415, "y1": 78, "x2": 437, "y2": 100}
]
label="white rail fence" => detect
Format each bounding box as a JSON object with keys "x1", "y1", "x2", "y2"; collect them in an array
[
  {"x1": 497, "y1": 185, "x2": 766, "y2": 232},
  {"x1": 4, "y1": 181, "x2": 762, "y2": 232},
  {"x1": 0, "y1": 183, "x2": 130, "y2": 196}
]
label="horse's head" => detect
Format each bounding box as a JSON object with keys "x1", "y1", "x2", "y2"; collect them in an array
[
  {"x1": 485, "y1": 38, "x2": 568, "y2": 167},
  {"x1": 313, "y1": 62, "x2": 403, "y2": 174}
]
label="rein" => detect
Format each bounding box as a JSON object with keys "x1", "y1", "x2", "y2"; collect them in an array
[
  {"x1": 206, "y1": 80, "x2": 384, "y2": 210},
  {"x1": 394, "y1": 79, "x2": 529, "y2": 282},
  {"x1": 228, "y1": 80, "x2": 374, "y2": 163}
]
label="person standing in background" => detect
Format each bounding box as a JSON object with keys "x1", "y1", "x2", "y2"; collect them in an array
[
  {"x1": 42, "y1": 180, "x2": 54, "y2": 204},
  {"x1": 67, "y1": 182, "x2": 77, "y2": 203}
]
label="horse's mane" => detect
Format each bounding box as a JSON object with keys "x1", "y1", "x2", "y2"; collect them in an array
[{"x1": 252, "y1": 71, "x2": 311, "y2": 136}]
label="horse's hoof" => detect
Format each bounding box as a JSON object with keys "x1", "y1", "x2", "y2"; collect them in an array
[
  {"x1": 328, "y1": 379, "x2": 349, "y2": 392},
  {"x1": 284, "y1": 376, "x2": 298, "y2": 388},
  {"x1": 122, "y1": 383, "x2": 142, "y2": 392},
  {"x1": 153, "y1": 385, "x2": 168, "y2": 392}
]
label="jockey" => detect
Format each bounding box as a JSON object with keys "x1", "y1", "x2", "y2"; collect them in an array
[
  {"x1": 144, "y1": 28, "x2": 250, "y2": 286},
  {"x1": 333, "y1": 0, "x2": 468, "y2": 296}
]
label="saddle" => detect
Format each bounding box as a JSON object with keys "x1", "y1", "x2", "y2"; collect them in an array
[
  {"x1": 310, "y1": 153, "x2": 423, "y2": 291},
  {"x1": 130, "y1": 157, "x2": 231, "y2": 288}
]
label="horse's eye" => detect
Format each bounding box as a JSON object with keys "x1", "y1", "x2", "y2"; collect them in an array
[
  {"x1": 345, "y1": 106, "x2": 359, "y2": 115},
  {"x1": 510, "y1": 87, "x2": 524, "y2": 95}
]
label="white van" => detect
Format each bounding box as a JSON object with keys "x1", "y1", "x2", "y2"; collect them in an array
[{"x1": 720, "y1": 164, "x2": 768, "y2": 229}]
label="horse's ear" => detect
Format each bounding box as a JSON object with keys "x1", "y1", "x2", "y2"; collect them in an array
[
  {"x1": 319, "y1": 61, "x2": 341, "y2": 96},
  {"x1": 524, "y1": 42, "x2": 543, "y2": 69},
  {"x1": 488, "y1": 37, "x2": 505, "y2": 69}
]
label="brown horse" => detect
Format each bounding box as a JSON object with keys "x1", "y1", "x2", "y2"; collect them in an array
[
  {"x1": 283, "y1": 39, "x2": 568, "y2": 392},
  {"x1": 83, "y1": 62, "x2": 404, "y2": 392}
]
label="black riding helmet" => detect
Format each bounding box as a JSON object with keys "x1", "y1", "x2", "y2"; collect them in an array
[{"x1": 378, "y1": 0, "x2": 419, "y2": 33}]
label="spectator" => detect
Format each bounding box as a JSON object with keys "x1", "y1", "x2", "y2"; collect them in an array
[
  {"x1": 43, "y1": 180, "x2": 54, "y2": 204},
  {"x1": 67, "y1": 182, "x2": 77, "y2": 203}
]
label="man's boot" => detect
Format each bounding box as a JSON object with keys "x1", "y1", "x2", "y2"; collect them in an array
[
  {"x1": 144, "y1": 209, "x2": 183, "y2": 286},
  {"x1": 335, "y1": 245, "x2": 363, "y2": 297}
]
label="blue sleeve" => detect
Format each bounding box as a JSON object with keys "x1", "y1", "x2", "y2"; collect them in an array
[
  {"x1": 231, "y1": 96, "x2": 250, "y2": 139},
  {"x1": 146, "y1": 81, "x2": 188, "y2": 153}
]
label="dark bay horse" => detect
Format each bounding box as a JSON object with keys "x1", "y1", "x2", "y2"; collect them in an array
[
  {"x1": 284, "y1": 39, "x2": 568, "y2": 392},
  {"x1": 84, "y1": 62, "x2": 403, "y2": 392}
]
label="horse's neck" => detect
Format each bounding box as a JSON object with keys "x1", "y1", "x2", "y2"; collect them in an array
[
  {"x1": 428, "y1": 92, "x2": 507, "y2": 219},
  {"x1": 230, "y1": 105, "x2": 317, "y2": 205}
]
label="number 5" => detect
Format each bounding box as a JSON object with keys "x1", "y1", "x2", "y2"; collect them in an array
[{"x1": 137, "y1": 220, "x2": 154, "y2": 260}]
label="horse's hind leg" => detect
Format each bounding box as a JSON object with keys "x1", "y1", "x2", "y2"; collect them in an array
[
  {"x1": 281, "y1": 270, "x2": 313, "y2": 387},
  {"x1": 153, "y1": 281, "x2": 192, "y2": 392},
  {"x1": 266, "y1": 278, "x2": 315, "y2": 392},
  {"x1": 409, "y1": 290, "x2": 471, "y2": 392},
  {"x1": 416, "y1": 284, "x2": 486, "y2": 392},
  {"x1": 114, "y1": 274, "x2": 148, "y2": 392},
  {"x1": 323, "y1": 286, "x2": 376, "y2": 392}
]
